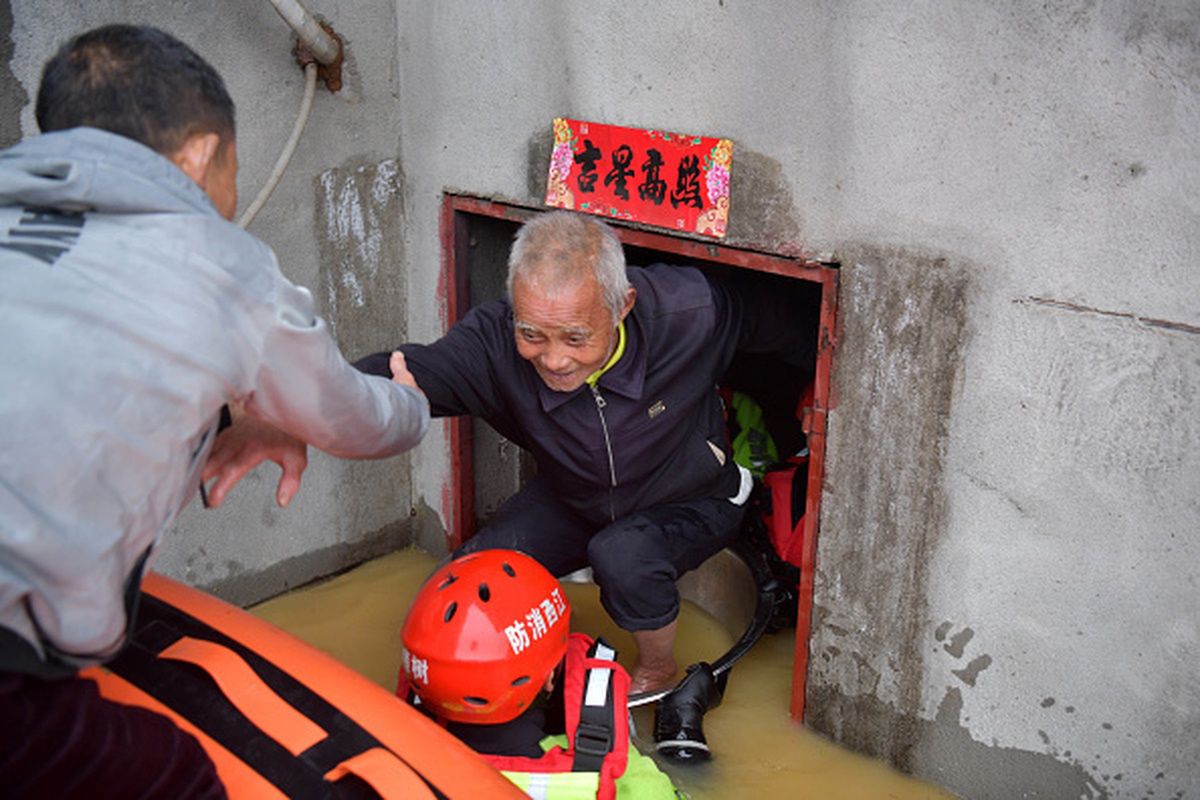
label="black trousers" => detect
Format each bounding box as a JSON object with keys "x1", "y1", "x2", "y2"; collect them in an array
[
  {"x1": 0, "y1": 670, "x2": 225, "y2": 799},
  {"x1": 457, "y1": 476, "x2": 745, "y2": 631}
]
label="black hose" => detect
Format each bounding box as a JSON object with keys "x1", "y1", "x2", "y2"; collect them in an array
[{"x1": 628, "y1": 537, "x2": 783, "y2": 709}]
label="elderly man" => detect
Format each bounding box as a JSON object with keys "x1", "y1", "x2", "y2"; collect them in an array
[
  {"x1": 357, "y1": 211, "x2": 815, "y2": 692},
  {"x1": 0, "y1": 25, "x2": 428, "y2": 795},
  {"x1": 213, "y1": 210, "x2": 814, "y2": 692}
]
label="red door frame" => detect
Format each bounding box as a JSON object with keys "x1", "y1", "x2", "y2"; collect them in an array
[{"x1": 436, "y1": 193, "x2": 838, "y2": 722}]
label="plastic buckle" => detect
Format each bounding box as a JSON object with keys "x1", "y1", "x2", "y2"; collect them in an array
[{"x1": 574, "y1": 721, "x2": 613, "y2": 759}]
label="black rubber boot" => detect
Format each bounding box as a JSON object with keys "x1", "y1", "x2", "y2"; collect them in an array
[{"x1": 653, "y1": 661, "x2": 723, "y2": 763}]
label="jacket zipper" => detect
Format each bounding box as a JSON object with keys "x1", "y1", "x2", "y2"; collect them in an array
[{"x1": 590, "y1": 384, "x2": 618, "y2": 522}]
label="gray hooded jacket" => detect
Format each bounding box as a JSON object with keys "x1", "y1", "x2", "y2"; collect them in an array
[{"x1": 0, "y1": 128, "x2": 428, "y2": 673}]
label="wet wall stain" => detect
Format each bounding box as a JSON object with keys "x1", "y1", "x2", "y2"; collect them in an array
[
  {"x1": 806, "y1": 683, "x2": 1109, "y2": 799},
  {"x1": 813, "y1": 629, "x2": 1191, "y2": 800},
  {"x1": 923, "y1": 687, "x2": 1107, "y2": 799},
  {"x1": 722, "y1": 148, "x2": 803, "y2": 252},
  {"x1": 525, "y1": 127, "x2": 803, "y2": 253},
  {"x1": 0, "y1": 0, "x2": 28, "y2": 148},
  {"x1": 937, "y1": 624, "x2": 975, "y2": 658},
  {"x1": 526, "y1": 128, "x2": 554, "y2": 202},
  {"x1": 314, "y1": 156, "x2": 407, "y2": 359},
  {"x1": 950, "y1": 654, "x2": 992, "y2": 688},
  {"x1": 203, "y1": 518, "x2": 414, "y2": 607},
  {"x1": 411, "y1": 496, "x2": 450, "y2": 561},
  {"x1": 806, "y1": 245, "x2": 970, "y2": 765}
]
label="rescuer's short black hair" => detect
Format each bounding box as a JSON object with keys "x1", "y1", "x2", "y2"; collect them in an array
[{"x1": 35, "y1": 24, "x2": 236, "y2": 156}]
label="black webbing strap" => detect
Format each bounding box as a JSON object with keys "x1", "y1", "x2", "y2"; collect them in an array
[{"x1": 572, "y1": 637, "x2": 618, "y2": 773}]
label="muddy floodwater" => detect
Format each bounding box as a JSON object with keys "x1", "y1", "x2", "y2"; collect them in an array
[{"x1": 251, "y1": 548, "x2": 956, "y2": 799}]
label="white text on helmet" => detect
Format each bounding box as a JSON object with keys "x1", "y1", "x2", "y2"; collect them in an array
[
  {"x1": 504, "y1": 588, "x2": 568, "y2": 656},
  {"x1": 404, "y1": 649, "x2": 430, "y2": 685}
]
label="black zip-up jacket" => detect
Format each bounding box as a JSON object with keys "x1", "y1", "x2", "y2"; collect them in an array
[{"x1": 357, "y1": 264, "x2": 815, "y2": 527}]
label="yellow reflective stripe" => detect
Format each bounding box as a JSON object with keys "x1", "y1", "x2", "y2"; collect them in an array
[{"x1": 501, "y1": 769, "x2": 602, "y2": 800}]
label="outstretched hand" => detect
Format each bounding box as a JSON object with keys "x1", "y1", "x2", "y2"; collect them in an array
[
  {"x1": 201, "y1": 354, "x2": 412, "y2": 509},
  {"x1": 202, "y1": 413, "x2": 308, "y2": 509},
  {"x1": 390, "y1": 350, "x2": 422, "y2": 393}
]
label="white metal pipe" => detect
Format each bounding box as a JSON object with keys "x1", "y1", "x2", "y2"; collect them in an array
[
  {"x1": 238, "y1": 61, "x2": 319, "y2": 229},
  {"x1": 266, "y1": 0, "x2": 339, "y2": 65}
]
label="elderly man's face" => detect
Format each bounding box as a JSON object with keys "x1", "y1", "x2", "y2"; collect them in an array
[{"x1": 512, "y1": 273, "x2": 621, "y2": 393}]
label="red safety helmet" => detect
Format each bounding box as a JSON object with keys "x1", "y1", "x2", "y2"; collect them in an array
[{"x1": 400, "y1": 549, "x2": 571, "y2": 724}]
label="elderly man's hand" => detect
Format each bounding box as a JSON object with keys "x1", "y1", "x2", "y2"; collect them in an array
[
  {"x1": 389, "y1": 350, "x2": 422, "y2": 393},
  {"x1": 202, "y1": 413, "x2": 308, "y2": 509}
]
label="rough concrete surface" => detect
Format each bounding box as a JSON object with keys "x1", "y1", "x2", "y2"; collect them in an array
[
  {"x1": 6, "y1": 1, "x2": 1199, "y2": 797},
  {"x1": 0, "y1": 0, "x2": 24, "y2": 149},
  {"x1": 808, "y1": 243, "x2": 971, "y2": 761}
]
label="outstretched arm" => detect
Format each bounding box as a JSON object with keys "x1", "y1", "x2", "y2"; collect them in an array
[
  {"x1": 355, "y1": 301, "x2": 513, "y2": 420},
  {"x1": 203, "y1": 351, "x2": 423, "y2": 508}
]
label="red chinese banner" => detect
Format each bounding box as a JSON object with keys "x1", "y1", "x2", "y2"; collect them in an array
[{"x1": 545, "y1": 118, "x2": 733, "y2": 239}]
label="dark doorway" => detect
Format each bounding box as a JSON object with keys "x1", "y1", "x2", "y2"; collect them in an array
[{"x1": 438, "y1": 194, "x2": 838, "y2": 720}]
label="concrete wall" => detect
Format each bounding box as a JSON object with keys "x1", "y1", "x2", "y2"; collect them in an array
[
  {"x1": 5, "y1": 1, "x2": 1198, "y2": 798},
  {"x1": 391, "y1": 7, "x2": 1200, "y2": 795}
]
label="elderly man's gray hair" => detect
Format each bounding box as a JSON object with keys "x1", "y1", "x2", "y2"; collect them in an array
[{"x1": 507, "y1": 211, "x2": 631, "y2": 325}]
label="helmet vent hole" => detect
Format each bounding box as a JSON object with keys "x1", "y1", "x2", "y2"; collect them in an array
[
  {"x1": 443, "y1": 601, "x2": 458, "y2": 623},
  {"x1": 511, "y1": 676, "x2": 531, "y2": 687},
  {"x1": 478, "y1": 582, "x2": 491, "y2": 602},
  {"x1": 438, "y1": 574, "x2": 458, "y2": 591},
  {"x1": 463, "y1": 696, "x2": 489, "y2": 707},
  {"x1": 502, "y1": 562, "x2": 516, "y2": 577}
]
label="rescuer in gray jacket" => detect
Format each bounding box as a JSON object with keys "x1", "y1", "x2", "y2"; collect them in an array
[{"x1": 0, "y1": 25, "x2": 428, "y2": 796}]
